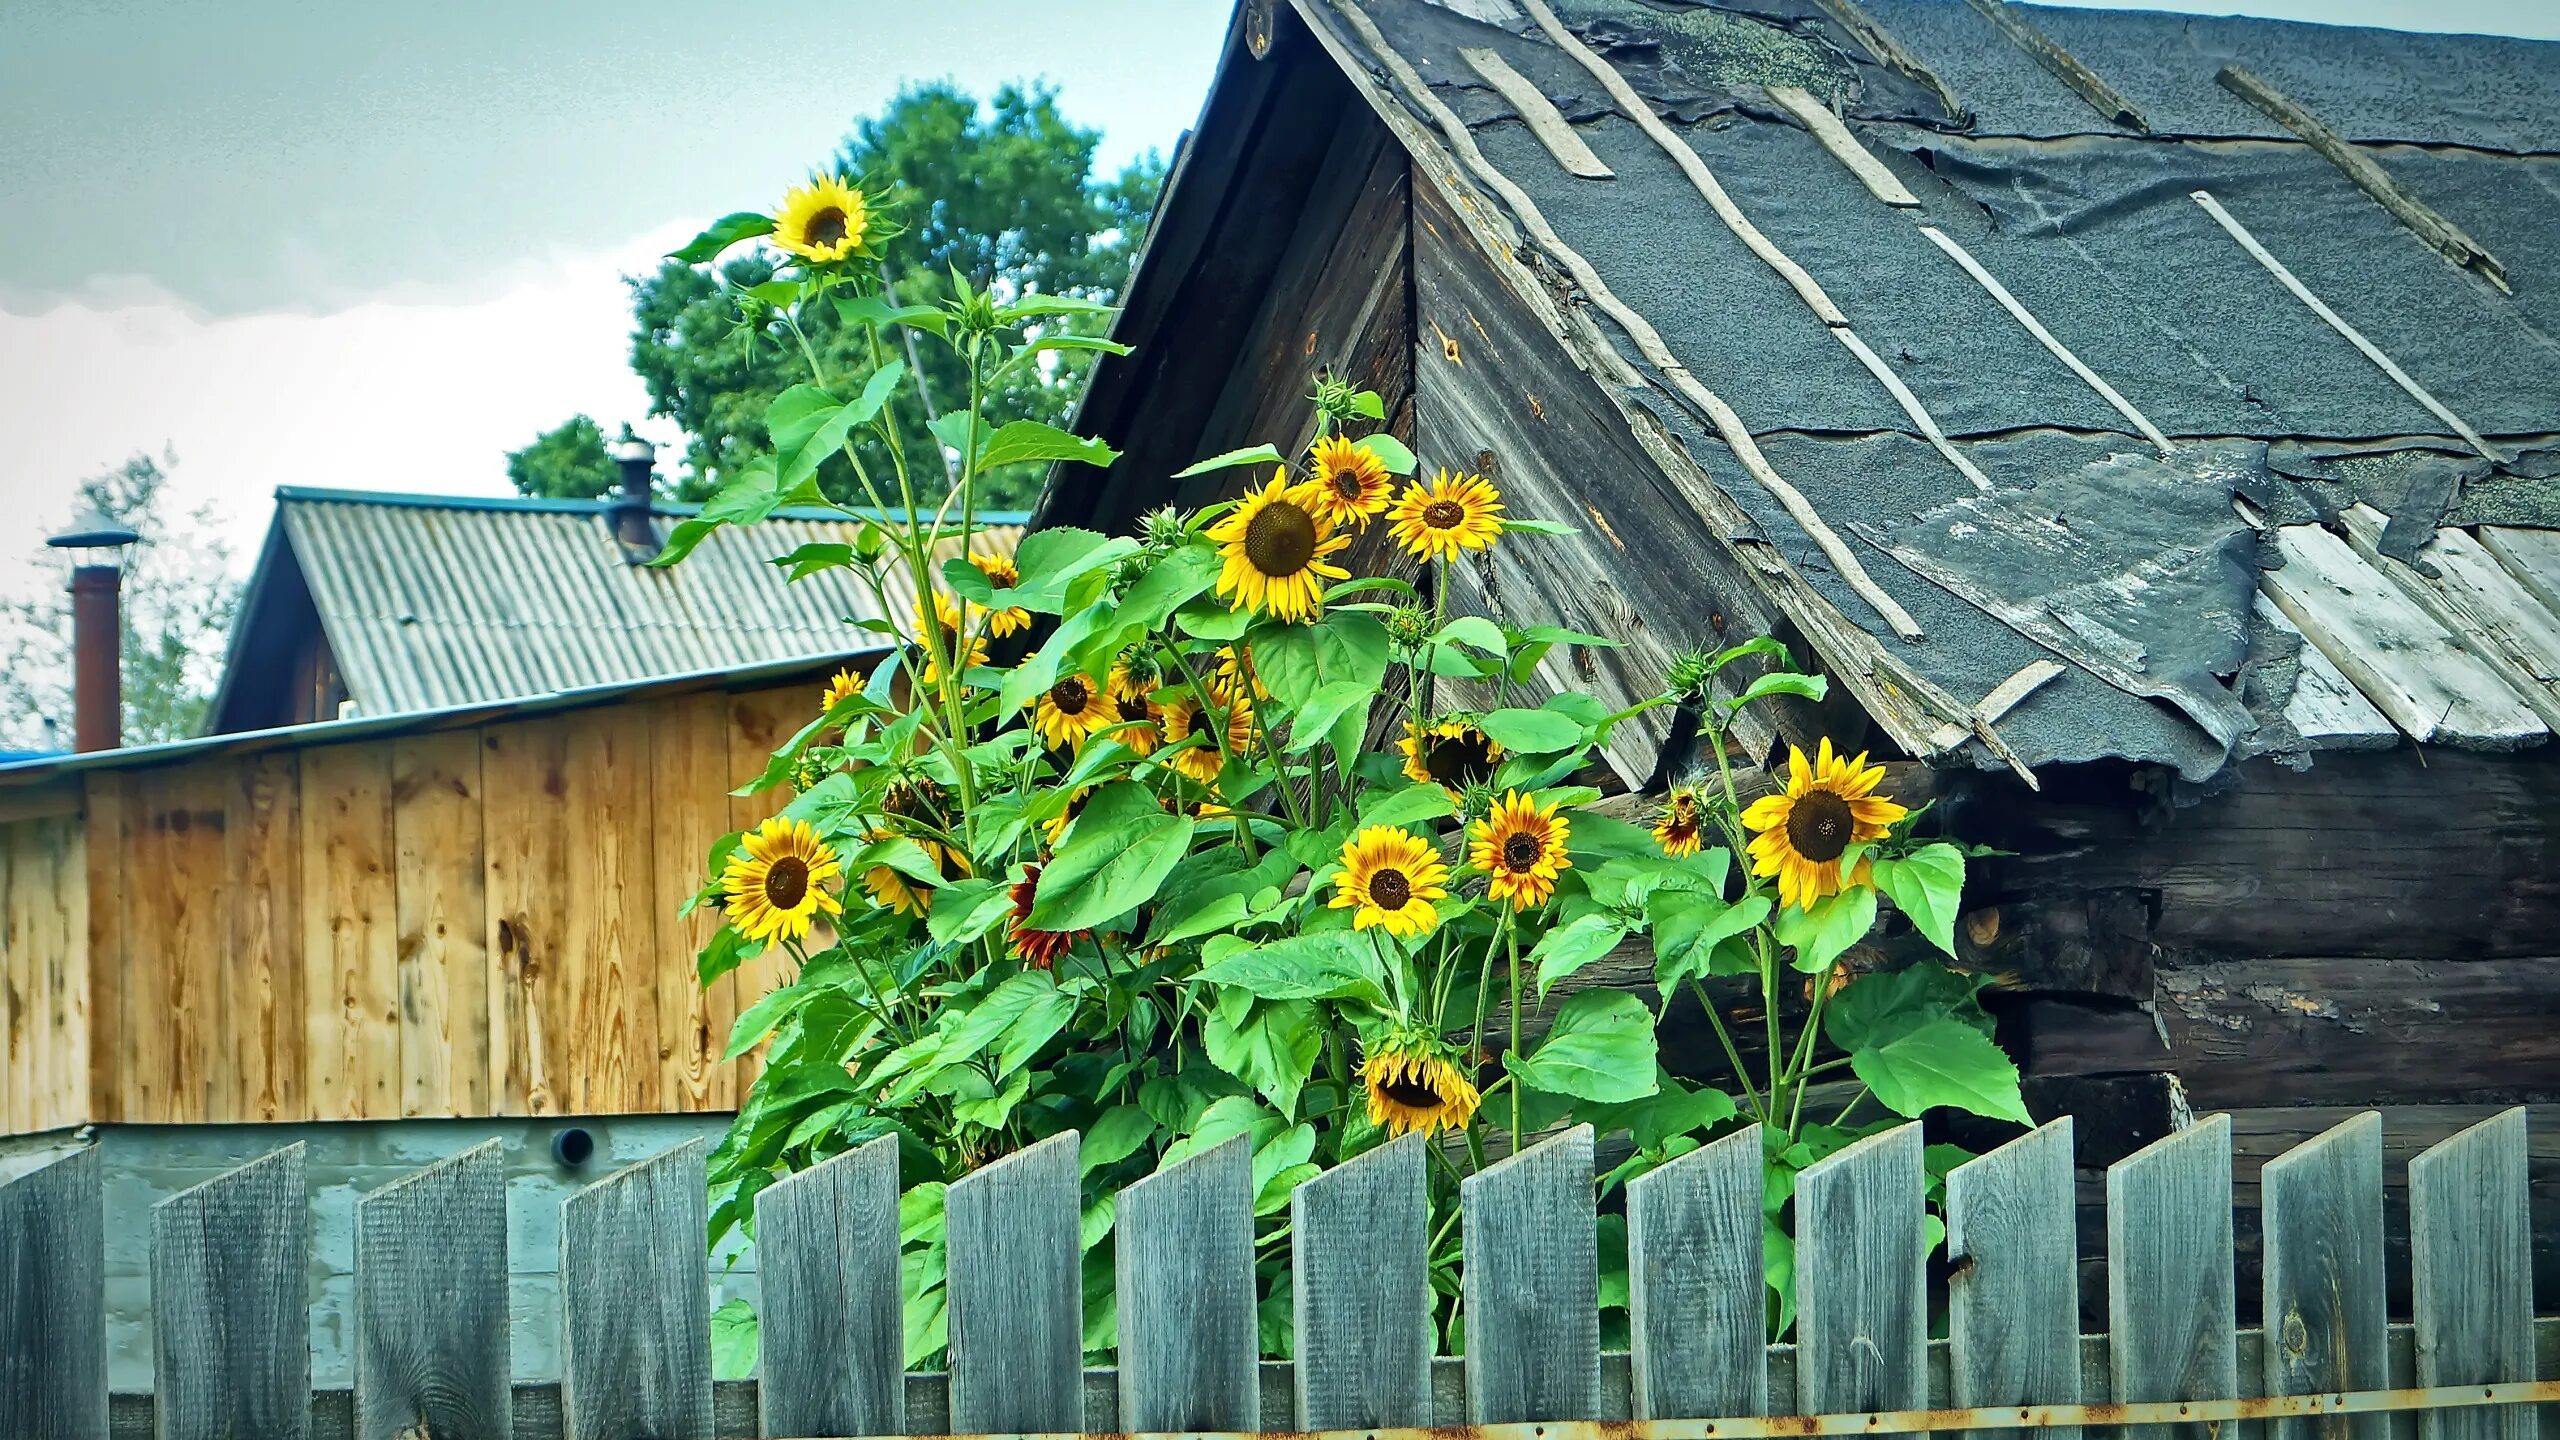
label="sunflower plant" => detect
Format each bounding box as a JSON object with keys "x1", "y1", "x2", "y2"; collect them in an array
[{"x1": 658, "y1": 177, "x2": 2027, "y2": 1375}]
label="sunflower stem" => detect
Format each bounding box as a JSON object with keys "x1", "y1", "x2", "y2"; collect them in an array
[
  {"x1": 1687, "y1": 974, "x2": 1769, "y2": 1128},
  {"x1": 1505, "y1": 920, "x2": 1524, "y2": 1149}
]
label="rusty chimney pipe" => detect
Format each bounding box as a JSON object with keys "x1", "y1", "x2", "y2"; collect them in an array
[
  {"x1": 606, "y1": 426, "x2": 660, "y2": 562},
  {"x1": 46, "y1": 508, "x2": 139, "y2": 753}
]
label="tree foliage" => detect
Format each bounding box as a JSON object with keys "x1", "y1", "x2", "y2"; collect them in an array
[{"x1": 505, "y1": 414, "x2": 622, "y2": 500}]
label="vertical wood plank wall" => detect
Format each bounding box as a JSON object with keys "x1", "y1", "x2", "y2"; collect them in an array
[{"x1": 0, "y1": 678, "x2": 821, "y2": 1131}]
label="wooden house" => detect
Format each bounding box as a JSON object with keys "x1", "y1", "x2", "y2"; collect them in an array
[{"x1": 1035, "y1": 0, "x2": 2560, "y2": 1313}]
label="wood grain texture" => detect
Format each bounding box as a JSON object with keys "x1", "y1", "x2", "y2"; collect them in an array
[
  {"x1": 1625, "y1": 1122, "x2": 1766, "y2": 1420},
  {"x1": 481, "y1": 717, "x2": 569, "y2": 1116},
  {"x1": 227, "y1": 756, "x2": 305, "y2": 1122},
  {"x1": 1460, "y1": 48, "x2": 1612, "y2": 179},
  {"x1": 301, "y1": 743, "x2": 401, "y2": 1121},
  {"x1": 352, "y1": 1140, "x2": 509, "y2": 1440},
  {"x1": 1766, "y1": 85, "x2": 1918, "y2": 205},
  {"x1": 649, "y1": 693, "x2": 737, "y2": 1112},
  {"x1": 3, "y1": 821, "x2": 27, "y2": 1135},
  {"x1": 0, "y1": 818, "x2": 84, "y2": 1133},
  {"x1": 2254, "y1": 596, "x2": 2397, "y2": 751},
  {"x1": 1462, "y1": 1124, "x2": 1598, "y2": 1424},
  {"x1": 1116, "y1": 1133, "x2": 1258, "y2": 1431},
  {"x1": 2481, "y1": 526, "x2": 2560, "y2": 620},
  {"x1": 2108, "y1": 1114, "x2": 2238, "y2": 1440},
  {"x1": 2336, "y1": 506, "x2": 2560, "y2": 733},
  {"x1": 149, "y1": 1145, "x2": 310, "y2": 1440},
  {"x1": 1291, "y1": 1132, "x2": 1432, "y2": 1429},
  {"x1": 1795, "y1": 1123, "x2": 1926, "y2": 1417},
  {"x1": 944, "y1": 1131, "x2": 1083, "y2": 1434},
  {"x1": 1947, "y1": 1118, "x2": 2079, "y2": 1436},
  {"x1": 559, "y1": 704, "x2": 659, "y2": 1115},
  {"x1": 126, "y1": 763, "x2": 229, "y2": 1125},
  {"x1": 391, "y1": 732, "x2": 489, "y2": 1118},
  {"x1": 560, "y1": 1139, "x2": 711, "y2": 1440},
  {"x1": 2260, "y1": 1111, "x2": 2385, "y2": 1440},
  {"x1": 81, "y1": 772, "x2": 124, "y2": 1123},
  {"x1": 0, "y1": 1144, "x2": 105, "y2": 1440},
  {"x1": 2409, "y1": 1107, "x2": 2535, "y2": 1440},
  {"x1": 754, "y1": 1135, "x2": 902, "y2": 1440}
]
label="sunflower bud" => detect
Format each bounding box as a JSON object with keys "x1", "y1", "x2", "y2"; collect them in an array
[
  {"x1": 953, "y1": 287, "x2": 1000, "y2": 336},
  {"x1": 1311, "y1": 374, "x2": 1359, "y2": 425},
  {"x1": 1384, "y1": 603, "x2": 1434, "y2": 651},
  {"x1": 1115, "y1": 649, "x2": 1163, "y2": 689},
  {"x1": 1138, "y1": 505, "x2": 1191, "y2": 551},
  {"x1": 1667, "y1": 647, "x2": 1716, "y2": 701},
  {"x1": 1458, "y1": 780, "x2": 1499, "y2": 825},
  {"x1": 789, "y1": 751, "x2": 836, "y2": 791},
  {"x1": 852, "y1": 521, "x2": 892, "y2": 565}
]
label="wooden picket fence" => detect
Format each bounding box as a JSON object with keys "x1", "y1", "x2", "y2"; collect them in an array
[{"x1": 1, "y1": 1110, "x2": 2552, "y2": 1440}]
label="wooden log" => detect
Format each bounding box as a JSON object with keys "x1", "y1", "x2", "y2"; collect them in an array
[
  {"x1": 150, "y1": 1145, "x2": 310, "y2": 1440},
  {"x1": 2259, "y1": 1112, "x2": 2386, "y2": 1440},
  {"x1": 1947, "y1": 1119, "x2": 2079, "y2": 1439},
  {"x1": 352, "y1": 1140, "x2": 510, "y2": 1440},
  {"x1": 2107, "y1": 1115, "x2": 2238, "y2": 1440},
  {"x1": 1461, "y1": 49, "x2": 1612, "y2": 180},
  {"x1": 1625, "y1": 1123, "x2": 1767, "y2": 1420},
  {"x1": 1461, "y1": 1124, "x2": 1598, "y2": 1424},
  {"x1": 1291, "y1": 1133, "x2": 1432, "y2": 1430},
  {"x1": 2409, "y1": 1108, "x2": 2535, "y2": 1440},
  {"x1": 1795, "y1": 1123, "x2": 1926, "y2": 1417},
  {"x1": 754, "y1": 1134, "x2": 903, "y2": 1440},
  {"x1": 560, "y1": 1140, "x2": 711, "y2": 1440},
  {"x1": 1765, "y1": 86, "x2": 1918, "y2": 206},
  {"x1": 1959, "y1": 0, "x2": 2150, "y2": 130},
  {"x1": 1116, "y1": 1134, "x2": 1258, "y2": 1431},
  {"x1": 0, "y1": 1144, "x2": 104, "y2": 1440},
  {"x1": 944, "y1": 1131, "x2": 1083, "y2": 1434}
]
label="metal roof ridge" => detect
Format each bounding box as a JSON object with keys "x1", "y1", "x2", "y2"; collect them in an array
[{"x1": 271, "y1": 485, "x2": 1030, "y2": 526}]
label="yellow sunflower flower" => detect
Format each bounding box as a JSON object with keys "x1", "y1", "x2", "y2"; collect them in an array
[
  {"x1": 858, "y1": 829, "x2": 968, "y2": 918},
  {"x1": 721, "y1": 817, "x2": 844, "y2": 944},
  {"x1": 1006, "y1": 863, "x2": 1089, "y2": 970},
  {"x1": 1103, "y1": 663, "x2": 1165, "y2": 757},
  {"x1": 1031, "y1": 671, "x2": 1113, "y2": 751},
  {"x1": 1306, "y1": 433, "x2": 1393, "y2": 529},
  {"x1": 914, "y1": 591, "x2": 987, "y2": 686},
  {"x1": 1329, "y1": 826, "x2": 1451, "y2": 938},
  {"x1": 1040, "y1": 787, "x2": 1091, "y2": 848},
  {"x1": 1470, "y1": 789, "x2": 1571, "y2": 910},
  {"x1": 1160, "y1": 690, "x2": 1252, "y2": 786},
  {"x1": 820, "y1": 667, "x2": 862, "y2": 715},
  {"x1": 1654, "y1": 787, "x2": 1706, "y2": 858},
  {"x1": 1212, "y1": 644, "x2": 1269, "y2": 705},
  {"x1": 1740, "y1": 739, "x2": 1908, "y2": 912},
  {"x1": 1205, "y1": 469, "x2": 1351, "y2": 623},
  {"x1": 774, "y1": 175, "x2": 870, "y2": 263},
  {"x1": 968, "y1": 550, "x2": 1032, "y2": 639},
  {"x1": 1361, "y1": 1037, "x2": 1482, "y2": 1138},
  {"x1": 1398, "y1": 717, "x2": 1504, "y2": 796},
  {"x1": 1388, "y1": 468, "x2": 1505, "y2": 563}
]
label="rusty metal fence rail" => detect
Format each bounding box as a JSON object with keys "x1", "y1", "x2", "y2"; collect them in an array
[{"x1": 0, "y1": 1109, "x2": 2547, "y2": 1440}]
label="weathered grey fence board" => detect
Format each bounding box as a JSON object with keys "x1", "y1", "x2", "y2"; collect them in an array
[
  {"x1": 1291, "y1": 1133, "x2": 1431, "y2": 1430},
  {"x1": 2410, "y1": 1107, "x2": 2536, "y2": 1440},
  {"x1": 1462, "y1": 1124, "x2": 1599, "y2": 1423},
  {"x1": 560, "y1": 1139, "x2": 712, "y2": 1440},
  {"x1": 2109, "y1": 1114, "x2": 2238, "y2": 1440},
  {"x1": 149, "y1": 1143, "x2": 310, "y2": 1440},
  {"x1": 1626, "y1": 1122, "x2": 1768, "y2": 1420},
  {"x1": 1795, "y1": 1122, "x2": 1927, "y2": 1417},
  {"x1": 0, "y1": 1144, "x2": 105, "y2": 1440},
  {"x1": 944, "y1": 1129, "x2": 1083, "y2": 1434},
  {"x1": 353, "y1": 1139, "x2": 510, "y2": 1440},
  {"x1": 1948, "y1": 1118, "x2": 2080, "y2": 1439},
  {"x1": 1117, "y1": 1133, "x2": 1258, "y2": 1431},
  {"x1": 755, "y1": 1134, "x2": 903, "y2": 1440},
  {"x1": 2262, "y1": 1111, "x2": 2387, "y2": 1440}
]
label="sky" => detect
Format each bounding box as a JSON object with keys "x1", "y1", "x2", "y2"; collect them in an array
[{"x1": 2, "y1": 0, "x2": 2555, "y2": 609}]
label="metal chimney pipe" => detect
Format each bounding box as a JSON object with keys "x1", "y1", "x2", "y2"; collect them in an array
[
  {"x1": 46, "y1": 508, "x2": 139, "y2": 753},
  {"x1": 606, "y1": 427, "x2": 660, "y2": 561}
]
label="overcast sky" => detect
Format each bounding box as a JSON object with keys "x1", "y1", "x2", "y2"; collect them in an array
[{"x1": 2, "y1": 0, "x2": 2554, "y2": 607}]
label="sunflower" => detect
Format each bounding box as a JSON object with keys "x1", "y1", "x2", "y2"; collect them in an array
[
  {"x1": 1039, "y1": 788, "x2": 1090, "y2": 848},
  {"x1": 1306, "y1": 434, "x2": 1393, "y2": 528},
  {"x1": 1206, "y1": 469, "x2": 1352, "y2": 623},
  {"x1": 914, "y1": 591, "x2": 987, "y2": 685},
  {"x1": 1211, "y1": 645, "x2": 1268, "y2": 705},
  {"x1": 1103, "y1": 663, "x2": 1165, "y2": 756},
  {"x1": 774, "y1": 175, "x2": 871, "y2": 263},
  {"x1": 721, "y1": 817, "x2": 844, "y2": 944},
  {"x1": 1654, "y1": 786, "x2": 1707, "y2": 858},
  {"x1": 1360, "y1": 1033, "x2": 1482, "y2": 1138},
  {"x1": 1388, "y1": 469, "x2": 1505, "y2": 563},
  {"x1": 1399, "y1": 717, "x2": 1505, "y2": 796},
  {"x1": 1470, "y1": 789, "x2": 1571, "y2": 910},
  {"x1": 1329, "y1": 826, "x2": 1451, "y2": 938},
  {"x1": 859, "y1": 829, "x2": 968, "y2": 917},
  {"x1": 819, "y1": 667, "x2": 863, "y2": 716},
  {"x1": 1031, "y1": 672, "x2": 1112, "y2": 751},
  {"x1": 968, "y1": 550, "x2": 1032, "y2": 638},
  {"x1": 1007, "y1": 863, "x2": 1090, "y2": 969},
  {"x1": 1160, "y1": 690, "x2": 1252, "y2": 786},
  {"x1": 1740, "y1": 739, "x2": 1908, "y2": 912}
]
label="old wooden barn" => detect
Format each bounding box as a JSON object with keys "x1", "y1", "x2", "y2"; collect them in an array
[{"x1": 1034, "y1": 0, "x2": 2560, "y2": 1313}]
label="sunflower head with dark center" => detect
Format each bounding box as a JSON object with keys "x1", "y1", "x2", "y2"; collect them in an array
[
  {"x1": 1787, "y1": 789, "x2": 1854, "y2": 862},
  {"x1": 1379, "y1": 1068, "x2": 1443, "y2": 1109},
  {"x1": 1424, "y1": 499, "x2": 1466, "y2": 529},
  {"x1": 1244, "y1": 498, "x2": 1320, "y2": 576},
  {"x1": 1050, "y1": 677, "x2": 1092, "y2": 714},
  {"x1": 1424, "y1": 729, "x2": 1497, "y2": 788},
  {"x1": 882, "y1": 778, "x2": 944, "y2": 822},
  {"x1": 804, "y1": 207, "x2": 850, "y2": 250},
  {"x1": 1368, "y1": 866, "x2": 1413, "y2": 911},
  {"x1": 1330, "y1": 466, "x2": 1366, "y2": 500},
  {"x1": 1502, "y1": 831, "x2": 1544, "y2": 872},
  {"x1": 1116, "y1": 694, "x2": 1152, "y2": 724},
  {"x1": 762, "y1": 857, "x2": 810, "y2": 909}
]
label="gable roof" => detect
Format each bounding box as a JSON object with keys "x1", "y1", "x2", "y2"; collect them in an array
[
  {"x1": 1057, "y1": 0, "x2": 2560, "y2": 786},
  {"x1": 207, "y1": 487, "x2": 1022, "y2": 732}
]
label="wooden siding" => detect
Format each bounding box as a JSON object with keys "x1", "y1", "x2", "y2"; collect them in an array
[{"x1": 0, "y1": 678, "x2": 823, "y2": 1132}]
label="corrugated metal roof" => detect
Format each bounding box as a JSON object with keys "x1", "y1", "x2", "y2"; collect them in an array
[{"x1": 271, "y1": 489, "x2": 1020, "y2": 719}]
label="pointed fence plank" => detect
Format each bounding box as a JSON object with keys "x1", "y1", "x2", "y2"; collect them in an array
[
  {"x1": 1626, "y1": 1123, "x2": 1767, "y2": 1420},
  {"x1": 756, "y1": 1135, "x2": 903, "y2": 1440},
  {"x1": 1947, "y1": 1119, "x2": 2080, "y2": 1436},
  {"x1": 945, "y1": 1131, "x2": 1083, "y2": 1434},
  {"x1": 0, "y1": 1145, "x2": 104, "y2": 1440},
  {"x1": 1463, "y1": 1125, "x2": 1598, "y2": 1423},
  {"x1": 560, "y1": 1140, "x2": 711, "y2": 1440},
  {"x1": 353, "y1": 1140, "x2": 510, "y2": 1440},
  {"x1": 2108, "y1": 1114, "x2": 2238, "y2": 1440},
  {"x1": 1291, "y1": 1133, "x2": 1432, "y2": 1430},
  {"x1": 2261, "y1": 1112, "x2": 2386, "y2": 1440},
  {"x1": 1116, "y1": 1133, "x2": 1258, "y2": 1431},
  {"x1": 149, "y1": 1144, "x2": 310, "y2": 1440},
  {"x1": 1796, "y1": 1123, "x2": 1927, "y2": 1417},
  {"x1": 2410, "y1": 1107, "x2": 2536, "y2": 1440}
]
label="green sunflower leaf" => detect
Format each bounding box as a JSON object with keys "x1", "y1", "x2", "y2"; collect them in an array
[
  {"x1": 1531, "y1": 913, "x2": 1630, "y2": 1000},
  {"x1": 669, "y1": 211, "x2": 775, "y2": 263},
  {"x1": 1850, "y1": 1019, "x2": 2029, "y2": 1125},
  {"x1": 1505, "y1": 989, "x2": 1660, "y2": 1103},
  {"x1": 1771, "y1": 886, "x2": 1877, "y2": 975},
  {"x1": 1353, "y1": 434, "x2": 1418, "y2": 475},
  {"x1": 1872, "y1": 842, "x2": 1967, "y2": 959},
  {"x1": 1478, "y1": 706, "x2": 1583, "y2": 755},
  {"x1": 1173, "y1": 443, "x2": 1286, "y2": 479},
  {"x1": 1026, "y1": 780, "x2": 1193, "y2": 930}
]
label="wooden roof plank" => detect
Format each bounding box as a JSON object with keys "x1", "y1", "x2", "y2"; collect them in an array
[
  {"x1": 2250, "y1": 596, "x2": 2396, "y2": 751},
  {"x1": 2260, "y1": 523, "x2": 2546, "y2": 748},
  {"x1": 2336, "y1": 506, "x2": 2560, "y2": 731},
  {"x1": 2480, "y1": 526, "x2": 2560, "y2": 620}
]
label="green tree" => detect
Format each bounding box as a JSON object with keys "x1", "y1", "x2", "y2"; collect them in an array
[
  {"x1": 505, "y1": 414, "x2": 621, "y2": 499},
  {"x1": 625, "y1": 81, "x2": 1163, "y2": 509},
  {"x1": 0, "y1": 451, "x2": 239, "y2": 749}
]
